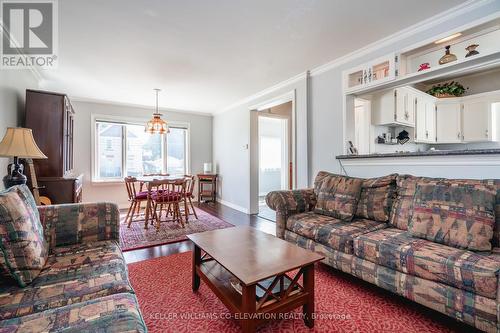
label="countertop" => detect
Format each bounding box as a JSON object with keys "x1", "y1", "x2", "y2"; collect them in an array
[{"x1": 336, "y1": 149, "x2": 500, "y2": 159}]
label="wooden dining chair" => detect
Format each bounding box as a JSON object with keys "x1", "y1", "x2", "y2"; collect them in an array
[
  {"x1": 124, "y1": 177, "x2": 149, "y2": 228},
  {"x1": 183, "y1": 175, "x2": 198, "y2": 220},
  {"x1": 148, "y1": 178, "x2": 187, "y2": 231}
]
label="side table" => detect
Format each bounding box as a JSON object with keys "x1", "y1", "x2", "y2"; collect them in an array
[{"x1": 197, "y1": 174, "x2": 217, "y2": 203}]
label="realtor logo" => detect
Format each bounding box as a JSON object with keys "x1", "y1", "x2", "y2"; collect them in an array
[{"x1": 1, "y1": 0, "x2": 58, "y2": 68}]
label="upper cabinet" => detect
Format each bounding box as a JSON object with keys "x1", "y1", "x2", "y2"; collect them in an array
[
  {"x1": 436, "y1": 102, "x2": 462, "y2": 143},
  {"x1": 372, "y1": 87, "x2": 425, "y2": 127},
  {"x1": 345, "y1": 53, "x2": 397, "y2": 92},
  {"x1": 462, "y1": 97, "x2": 500, "y2": 143},
  {"x1": 415, "y1": 94, "x2": 436, "y2": 143}
]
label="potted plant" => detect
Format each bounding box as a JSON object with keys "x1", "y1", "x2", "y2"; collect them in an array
[{"x1": 426, "y1": 81, "x2": 468, "y2": 98}]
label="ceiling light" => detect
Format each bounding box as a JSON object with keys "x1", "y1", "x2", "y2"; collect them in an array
[
  {"x1": 145, "y1": 88, "x2": 169, "y2": 135},
  {"x1": 434, "y1": 33, "x2": 462, "y2": 44}
]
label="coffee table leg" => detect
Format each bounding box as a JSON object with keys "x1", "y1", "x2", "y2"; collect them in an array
[
  {"x1": 192, "y1": 245, "x2": 201, "y2": 291},
  {"x1": 241, "y1": 284, "x2": 256, "y2": 333},
  {"x1": 303, "y1": 263, "x2": 315, "y2": 328}
]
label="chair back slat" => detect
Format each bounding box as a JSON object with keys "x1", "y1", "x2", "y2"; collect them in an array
[{"x1": 184, "y1": 175, "x2": 196, "y2": 197}]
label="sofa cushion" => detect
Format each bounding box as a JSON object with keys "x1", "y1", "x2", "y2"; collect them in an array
[
  {"x1": 354, "y1": 228, "x2": 500, "y2": 299},
  {"x1": 0, "y1": 187, "x2": 48, "y2": 287},
  {"x1": 355, "y1": 174, "x2": 397, "y2": 222},
  {"x1": 389, "y1": 176, "x2": 500, "y2": 248},
  {"x1": 0, "y1": 293, "x2": 147, "y2": 333},
  {"x1": 315, "y1": 218, "x2": 387, "y2": 254},
  {"x1": 409, "y1": 180, "x2": 496, "y2": 251},
  {"x1": 286, "y1": 211, "x2": 341, "y2": 240},
  {"x1": 389, "y1": 175, "x2": 430, "y2": 230},
  {"x1": 314, "y1": 173, "x2": 363, "y2": 221},
  {"x1": 0, "y1": 240, "x2": 132, "y2": 320}
]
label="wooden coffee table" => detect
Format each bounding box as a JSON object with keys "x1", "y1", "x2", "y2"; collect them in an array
[{"x1": 187, "y1": 226, "x2": 324, "y2": 333}]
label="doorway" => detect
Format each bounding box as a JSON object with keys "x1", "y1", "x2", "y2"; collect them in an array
[{"x1": 256, "y1": 102, "x2": 293, "y2": 221}]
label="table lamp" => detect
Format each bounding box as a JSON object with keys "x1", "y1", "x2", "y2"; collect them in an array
[{"x1": 0, "y1": 127, "x2": 47, "y2": 188}]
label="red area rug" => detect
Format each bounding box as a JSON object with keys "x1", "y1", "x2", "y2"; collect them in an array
[
  {"x1": 128, "y1": 251, "x2": 471, "y2": 333},
  {"x1": 119, "y1": 208, "x2": 233, "y2": 251}
]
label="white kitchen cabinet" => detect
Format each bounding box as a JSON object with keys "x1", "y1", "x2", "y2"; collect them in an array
[
  {"x1": 462, "y1": 100, "x2": 499, "y2": 142},
  {"x1": 372, "y1": 87, "x2": 415, "y2": 127},
  {"x1": 436, "y1": 102, "x2": 462, "y2": 143},
  {"x1": 415, "y1": 95, "x2": 436, "y2": 143}
]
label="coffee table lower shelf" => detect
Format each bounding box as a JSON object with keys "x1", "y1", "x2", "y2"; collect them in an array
[{"x1": 192, "y1": 249, "x2": 315, "y2": 333}]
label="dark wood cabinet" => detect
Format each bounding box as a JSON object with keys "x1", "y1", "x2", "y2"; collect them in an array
[{"x1": 25, "y1": 89, "x2": 82, "y2": 204}]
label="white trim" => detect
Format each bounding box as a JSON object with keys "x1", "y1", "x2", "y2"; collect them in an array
[
  {"x1": 216, "y1": 72, "x2": 307, "y2": 114},
  {"x1": 214, "y1": 0, "x2": 495, "y2": 114},
  {"x1": 248, "y1": 90, "x2": 297, "y2": 214},
  {"x1": 310, "y1": 0, "x2": 496, "y2": 77},
  {"x1": 71, "y1": 96, "x2": 213, "y2": 117},
  {"x1": 218, "y1": 199, "x2": 249, "y2": 214}
]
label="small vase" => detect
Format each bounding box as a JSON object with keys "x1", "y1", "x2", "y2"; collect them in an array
[
  {"x1": 439, "y1": 45, "x2": 457, "y2": 65},
  {"x1": 465, "y1": 44, "x2": 479, "y2": 58}
]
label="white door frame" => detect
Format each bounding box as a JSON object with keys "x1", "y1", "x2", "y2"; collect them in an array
[
  {"x1": 258, "y1": 114, "x2": 290, "y2": 194},
  {"x1": 249, "y1": 90, "x2": 296, "y2": 215}
]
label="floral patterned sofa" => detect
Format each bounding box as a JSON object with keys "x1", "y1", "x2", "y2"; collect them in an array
[
  {"x1": 0, "y1": 185, "x2": 146, "y2": 332},
  {"x1": 267, "y1": 172, "x2": 500, "y2": 333}
]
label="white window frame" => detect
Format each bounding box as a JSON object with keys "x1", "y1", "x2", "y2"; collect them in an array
[{"x1": 91, "y1": 114, "x2": 190, "y2": 183}]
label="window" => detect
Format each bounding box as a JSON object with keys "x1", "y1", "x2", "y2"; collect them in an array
[{"x1": 94, "y1": 119, "x2": 189, "y2": 181}]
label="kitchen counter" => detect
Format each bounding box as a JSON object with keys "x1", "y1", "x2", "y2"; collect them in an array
[{"x1": 336, "y1": 149, "x2": 500, "y2": 159}]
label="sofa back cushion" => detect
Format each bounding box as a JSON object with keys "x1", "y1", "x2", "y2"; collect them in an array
[
  {"x1": 314, "y1": 173, "x2": 363, "y2": 221},
  {"x1": 390, "y1": 175, "x2": 500, "y2": 246},
  {"x1": 0, "y1": 186, "x2": 48, "y2": 287},
  {"x1": 389, "y1": 175, "x2": 427, "y2": 230},
  {"x1": 355, "y1": 174, "x2": 397, "y2": 222},
  {"x1": 408, "y1": 180, "x2": 496, "y2": 251}
]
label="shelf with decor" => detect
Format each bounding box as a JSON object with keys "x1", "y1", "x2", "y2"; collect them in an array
[
  {"x1": 397, "y1": 18, "x2": 500, "y2": 77},
  {"x1": 343, "y1": 17, "x2": 500, "y2": 96},
  {"x1": 344, "y1": 53, "x2": 397, "y2": 93}
]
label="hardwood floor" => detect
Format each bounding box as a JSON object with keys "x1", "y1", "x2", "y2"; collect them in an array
[{"x1": 123, "y1": 202, "x2": 276, "y2": 264}]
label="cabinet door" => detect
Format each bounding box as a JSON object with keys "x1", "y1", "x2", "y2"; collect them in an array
[
  {"x1": 462, "y1": 100, "x2": 490, "y2": 142},
  {"x1": 415, "y1": 96, "x2": 427, "y2": 141},
  {"x1": 436, "y1": 103, "x2": 462, "y2": 143},
  {"x1": 425, "y1": 102, "x2": 436, "y2": 142},
  {"x1": 395, "y1": 88, "x2": 414, "y2": 126}
]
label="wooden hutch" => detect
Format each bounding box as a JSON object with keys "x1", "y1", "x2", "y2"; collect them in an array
[{"x1": 25, "y1": 89, "x2": 83, "y2": 204}]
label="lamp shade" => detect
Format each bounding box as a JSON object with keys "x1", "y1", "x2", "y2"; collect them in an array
[{"x1": 0, "y1": 127, "x2": 47, "y2": 159}]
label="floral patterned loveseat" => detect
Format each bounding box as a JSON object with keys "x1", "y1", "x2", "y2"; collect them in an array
[
  {"x1": 0, "y1": 185, "x2": 146, "y2": 332},
  {"x1": 267, "y1": 171, "x2": 500, "y2": 332}
]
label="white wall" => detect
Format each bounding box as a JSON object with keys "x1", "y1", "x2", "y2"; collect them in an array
[
  {"x1": 71, "y1": 100, "x2": 212, "y2": 207},
  {"x1": 0, "y1": 70, "x2": 39, "y2": 189},
  {"x1": 213, "y1": 1, "x2": 500, "y2": 212}
]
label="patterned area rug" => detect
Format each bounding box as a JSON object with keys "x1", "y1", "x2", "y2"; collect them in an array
[
  {"x1": 128, "y1": 251, "x2": 473, "y2": 333},
  {"x1": 119, "y1": 208, "x2": 234, "y2": 251}
]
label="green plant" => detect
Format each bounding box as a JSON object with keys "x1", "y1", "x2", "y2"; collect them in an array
[{"x1": 426, "y1": 81, "x2": 468, "y2": 97}]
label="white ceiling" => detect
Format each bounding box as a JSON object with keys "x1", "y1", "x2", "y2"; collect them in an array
[{"x1": 40, "y1": 0, "x2": 467, "y2": 113}]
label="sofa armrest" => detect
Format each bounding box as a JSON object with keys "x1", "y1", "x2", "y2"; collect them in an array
[
  {"x1": 38, "y1": 202, "x2": 120, "y2": 251},
  {"x1": 266, "y1": 189, "x2": 316, "y2": 239}
]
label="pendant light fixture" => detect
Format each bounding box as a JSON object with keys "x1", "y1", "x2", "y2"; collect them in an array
[{"x1": 145, "y1": 88, "x2": 169, "y2": 134}]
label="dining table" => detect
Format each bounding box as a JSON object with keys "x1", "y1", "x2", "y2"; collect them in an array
[{"x1": 135, "y1": 175, "x2": 189, "y2": 229}]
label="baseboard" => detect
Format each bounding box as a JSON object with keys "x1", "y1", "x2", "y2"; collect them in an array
[{"x1": 218, "y1": 199, "x2": 249, "y2": 214}]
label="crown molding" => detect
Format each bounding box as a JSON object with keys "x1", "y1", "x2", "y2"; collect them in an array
[
  {"x1": 215, "y1": 0, "x2": 495, "y2": 115},
  {"x1": 214, "y1": 71, "x2": 308, "y2": 115},
  {"x1": 309, "y1": 0, "x2": 495, "y2": 76},
  {"x1": 69, "y1": 96, "x2": 213, "y2": 117}
]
